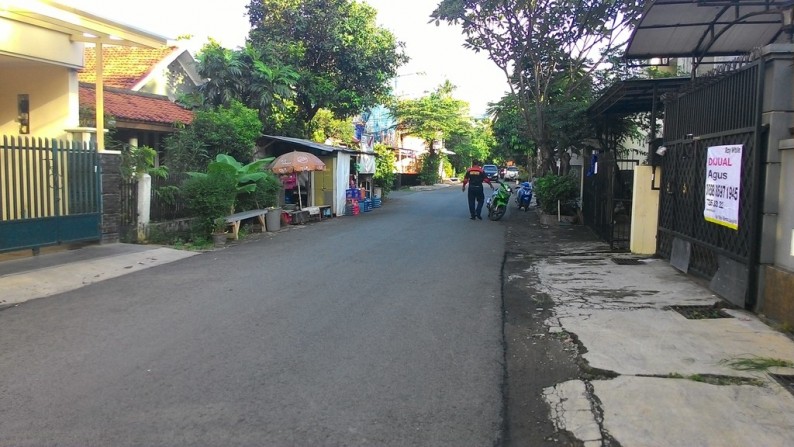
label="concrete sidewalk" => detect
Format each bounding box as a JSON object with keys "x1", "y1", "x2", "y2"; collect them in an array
[
  {"x1": 0, "y1": 243, "x2": 197, "y2": 309},
  {"x1": 505, "y1": 207, "x2": 794, "y2": 446}
]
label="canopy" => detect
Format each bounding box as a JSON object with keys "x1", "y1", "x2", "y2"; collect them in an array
[
  {"x1": 625, "y1": 0, "x2": 791, "y2": 60},
  {"x1": 587, "y1": 77, "x2": 691, "y2": 116}
]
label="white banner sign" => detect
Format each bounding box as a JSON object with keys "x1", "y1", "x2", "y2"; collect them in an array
[{"x1": 704, "y1": 144, "x2": 743, "y2": 230}]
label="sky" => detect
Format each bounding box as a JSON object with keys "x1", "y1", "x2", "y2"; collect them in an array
[{"x1": 63, "y1": 0, "x2": 507, "y2": 116}]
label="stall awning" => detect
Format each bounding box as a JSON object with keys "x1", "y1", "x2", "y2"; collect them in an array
[
  {"x1": 625, "y1": 0, "x2": 791, "y2": 60},
  {"x1": 588, "y1": 77, "x2": 691, "y2": 116}
]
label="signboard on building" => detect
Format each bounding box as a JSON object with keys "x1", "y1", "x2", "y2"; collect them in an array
[{"x1": 704, "y1": 144, "x2": 743, "y2": 230}]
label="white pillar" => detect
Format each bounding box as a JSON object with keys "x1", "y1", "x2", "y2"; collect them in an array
[
  {"x1": 136, "y1": 173, "x2": 151, "y2": 241},
  {"x1": 630, "y1": 165, "x2": 660, "y2": 255}
]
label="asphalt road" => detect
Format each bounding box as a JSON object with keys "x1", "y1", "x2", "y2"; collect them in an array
[{"x1": 0, "y1": 187, "x2": 510, "y2": 446}]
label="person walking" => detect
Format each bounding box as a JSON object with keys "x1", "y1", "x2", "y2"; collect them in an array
[{"x1": 462, "y1": 160, "x2": 494, "y2": 220}]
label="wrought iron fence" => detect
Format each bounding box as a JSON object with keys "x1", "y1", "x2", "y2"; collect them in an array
[
  {"x1": 582, "y1": 150, "x2": 638, "y2": 251},
  {"x1": 119, "y1": 172, "x2": 191, "y2": 234},
  {"x1": 658, "y1": 59, "x2": 762, "y2": 284}
]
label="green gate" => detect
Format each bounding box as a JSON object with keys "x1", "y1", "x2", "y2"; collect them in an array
[{"x1": 0, "y1": 136, "x2": 102, "y2": 253}]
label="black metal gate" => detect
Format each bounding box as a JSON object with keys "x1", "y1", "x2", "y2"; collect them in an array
[
  {"x1": 658, "y1": 60, "x2": 764, "y2": 308},
  {"x1": 0, "y1": 136, "x2": 102, "y2": 253},
  {"x1": 583, "y1": 151, "x2": 639, "y2": 251}
]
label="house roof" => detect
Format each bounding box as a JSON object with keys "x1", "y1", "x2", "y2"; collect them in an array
[
  {"x1": 79, "y1": 83, "x2": 193, "y2": 126},
  {"x1": 79, "y1": 46, "x2": 181, "y2": 89},
  {"x1": 625, "y1": 0, "x2": 790, "y2": 60},
  {"x1": 0, "y1": 0, "x2": 167, "y2": 48}
]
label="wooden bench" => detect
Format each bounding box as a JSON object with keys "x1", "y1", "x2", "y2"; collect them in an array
[{"x1": 224, "y1": 209, "x2": 267, "y2": 240}]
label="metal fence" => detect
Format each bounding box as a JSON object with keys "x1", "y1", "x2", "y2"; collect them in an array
[
  {"x1": 658, "y1": 59, "x2": 763, "y2": 306},
  {"x1": 582, "y1": 150, "x2": 639, "y2": 251},
  {"x1": 120, "y1": 172, "x2": 191, "y2": 235},
  {"x1": 0, "y1": 136, "x2": 101, "y2": 252}
]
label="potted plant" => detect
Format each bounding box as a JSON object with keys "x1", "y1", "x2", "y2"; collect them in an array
[{"x1": 533, "y1": 173, "x2": 580, "y2": 225}]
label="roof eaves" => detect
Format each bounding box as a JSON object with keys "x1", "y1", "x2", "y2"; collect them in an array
[
  {"x1": 5, "y1": 0, "x2": 168, "y2": 48},
  {"x1": 263, "y1": 135, "x2": 360, "y2": 154}
]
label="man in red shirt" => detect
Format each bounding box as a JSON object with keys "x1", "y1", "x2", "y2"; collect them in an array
[{"x1": 462, "y1": 160, "x2": 494, "y2": 220}]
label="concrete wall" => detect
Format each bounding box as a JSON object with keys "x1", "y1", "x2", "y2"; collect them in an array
[
  {"x1": 757, "y1": 45, "x2": 794, "y2": 322},
  {"x1": 630, "y1": 165, "x2": 660, "y2": 255}
]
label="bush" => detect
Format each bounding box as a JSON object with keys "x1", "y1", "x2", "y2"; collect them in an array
[
  {"x1": 181, "y1": 169, "x2": 237, "y2": 236},
  {"x1": 418, "y1": 152, "x2": 441, "y2": 185},
  {"x1": 534, "y1": 174, "x2": 579, "y2": 214},
  {"x1": 236, "y1": 174, "x2": 281, "y2": 211},
  {"x1": 374, "y1": 143, "x2": 396, "y2": 198}
]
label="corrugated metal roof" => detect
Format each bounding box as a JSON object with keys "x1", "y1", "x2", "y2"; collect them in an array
[
  {"x1": 625, "y1": 0, "x2": 791, "y2": 60},
  {"x1": 262, "y1": 135, "x2": 359, "y2": 154}
]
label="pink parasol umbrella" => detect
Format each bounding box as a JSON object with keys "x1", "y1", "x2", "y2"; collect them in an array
[{"x1": 270, "y1": 151, "x2": 326, "y2": 208}]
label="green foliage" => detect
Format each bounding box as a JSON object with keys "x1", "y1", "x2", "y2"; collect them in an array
[
  {"x1": 163, "y1": 101, "x2": 262, "y2": 172},
  {"x1": 418, "y1": 152, "x2": 441, "y2": 185},
  {"x1": 181, "y1": 169, "x2": 237, "y2": 236},
  {"x1": 442, "y1": 156, "x2": 455, "y2": 179},
  {"x1": 373, "y1": 143, "x2": 396, "y2": 196},
  {"x1": 533, "y1": 173, "x2": 579, "y2": 214},
  {"x1": 188, "y1": 154, "x2": 278, "y2": 211},
  {"x1": 309, "y1": 108, "x2": 356, "y2": 146},
  {"x1": 196, "y1": 39, "x2": 298, "y2": 116},
  {"x1": 120, "y1": 145, "x2": 169, "y2": 180},
  {"x1": 391, "y1": 81, "x2": 471, "y2": 151},
  {"x1": 193, "y1": 101, "x2": 262, "y2": 164},
  {"x1": 446, "y1": 118, "x2": 496, "y2": 173},
  {"x1": 236, "y1": 175, "x2": 281, "y2": 211},
  {"x1": 719, "y1": 356, "x2": 794, "y2": 371},
  {"x1": 246, "y1": 0, "x2": 408, "y2": 135}
]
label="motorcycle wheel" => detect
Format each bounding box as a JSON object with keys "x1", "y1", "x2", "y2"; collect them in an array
[{"x1": 489, "y1": 204, "x2": 506, "y2": 221}]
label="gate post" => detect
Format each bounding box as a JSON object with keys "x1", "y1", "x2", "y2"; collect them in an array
[
  {"x1": 136, "y1": 173, "x2": 151, "y2": 242},
  {"x1": 99, "y1": 151, "x2": 122, "y2": 244},
  {"x1": 758, "y1": 44, "x2": 794, "y2": 322},
  {"x1": 630, "y1": 165, "x2": 660, "y2": 254}
]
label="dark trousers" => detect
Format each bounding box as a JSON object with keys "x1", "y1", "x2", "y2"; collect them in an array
[{"x1": 468, "y1": 186, "x2": 485, "y2": 217}]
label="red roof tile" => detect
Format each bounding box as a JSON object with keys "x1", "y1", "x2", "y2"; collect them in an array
[
  {"x1": 79, "y1": 46, "x2": 180, "y2": 89},
  {"x1": 80, "y1": 84, "x2": 194, "y2": 126}
]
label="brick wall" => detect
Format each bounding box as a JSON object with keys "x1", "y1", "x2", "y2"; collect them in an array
[{"x1": 100, "y1": 152, "x2": 122, "y2": 244}]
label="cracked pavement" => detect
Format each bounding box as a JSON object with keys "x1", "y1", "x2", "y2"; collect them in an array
[{"x1": 502, "y1": 205, "x2": 794, "y2": 446}]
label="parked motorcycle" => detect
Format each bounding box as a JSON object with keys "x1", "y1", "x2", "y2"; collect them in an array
[
  {"x1": 486, "y1": 181, "x2": 512, "y2": 221},
  {"x1": 516, "y1": 181, "x2": 533, "y2": 211}
]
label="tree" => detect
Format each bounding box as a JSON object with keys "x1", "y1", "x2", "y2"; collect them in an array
[
  {"x1": 488, "y1": 95, "x2": 532, "y2": 169},
  {"x1": 246, "y1": 0, "x2": 408, "y2": 136},
  {"x1": 432, "y1": 0, "x2": 643, "y2": 175},
  {"x1": 390, "y1": 81, "x2": 472, "y2": 184},
  {"x1": 163, "y1": 101, "x2": 262, "y2": 172},
  {"x1": 308, "y1": 109, "x2": 356, "y2": 147},
  {"x1": 445, "y1": 118, "x2": 495, "y2": 174},
  {"x1": 373, "y1": 143, "x2": 397, "y2": 197},
  {"x1": 196, "y1": 40, "x2": 298, "y2": 122}
]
